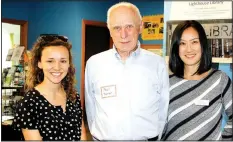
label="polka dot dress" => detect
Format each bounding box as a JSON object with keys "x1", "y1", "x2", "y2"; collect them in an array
[{"x1": 13, "y1": 88, "x2": 82, "y2": 141}]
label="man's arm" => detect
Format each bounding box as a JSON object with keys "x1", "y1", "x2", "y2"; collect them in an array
[
  {"x1": 158, "y1": 60, "x2": 170, "y2": 139},
  {"x1": 85, "y1": 59, "x2": 95, "y2": 133}
]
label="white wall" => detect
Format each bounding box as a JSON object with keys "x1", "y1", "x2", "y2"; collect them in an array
[
  {"x1": 2, "y1": 23, "x2": 21, "y2": 69},
  {"x1": 2, "y1": 23, "x2": 20, "y2": 45}
]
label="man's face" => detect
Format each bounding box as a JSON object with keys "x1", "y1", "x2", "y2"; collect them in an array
[{"x1": 108, "y1": 6, "x2": 142, "y2": 53}]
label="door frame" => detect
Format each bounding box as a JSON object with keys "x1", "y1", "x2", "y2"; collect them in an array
[
  {"x1": 80, "y1": 19, "x2": 112, "y2": 109},
  {"x1": 2, "y1": 18, "x2": 28, "y2": 49}
]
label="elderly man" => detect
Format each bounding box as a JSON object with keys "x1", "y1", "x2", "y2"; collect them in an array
[{"x1": 85, "y1": 2, "x2": 169, "y2": 140}]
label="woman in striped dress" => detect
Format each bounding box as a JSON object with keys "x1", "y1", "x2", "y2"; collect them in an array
[{"x1": 163, "y1": 20, "x2": 232, "y2": 140}]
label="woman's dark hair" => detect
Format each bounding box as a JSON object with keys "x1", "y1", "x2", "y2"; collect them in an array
[
  {"x1": 169, "y1": 20, "x2": 212, "y2": 78},
  {"x1": 25, "y1": 35, "x2": 77, "y2": 102}
]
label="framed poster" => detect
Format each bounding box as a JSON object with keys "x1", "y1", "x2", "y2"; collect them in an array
[{"x1": 141, "y1": 15, "x2": 164, "y2": 40}]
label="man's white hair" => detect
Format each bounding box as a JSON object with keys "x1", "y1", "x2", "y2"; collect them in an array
[{"x1": 107, "y1": 2, "x2": 142, "y2": 28}]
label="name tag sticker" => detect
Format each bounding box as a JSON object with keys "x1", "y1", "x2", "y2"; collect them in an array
[
  {"x1": 101, "y1": 85, "x2": 117, "y2": 98},
  {"x1": 195, "y1": 100, "x2": 209, "y2": 106}
]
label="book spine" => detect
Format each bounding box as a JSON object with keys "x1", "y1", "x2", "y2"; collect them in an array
[
  {"x1": 212, "y1": 39, "x2": 216, "y2": 57},
  {"x1": 221, "y1": 39, "x2": 224, "y2": 58},
  {"x1": 208, "y1": 39, "x2": 212, "y2": 55},
  {"x1": 218, "y1": 39, "x2": 223, "y2": 58},
  {"x1": 215, "y1": 39, "x2": 220, "y2": 57},
  {"x1": 224, "y1": 39, "x2": 232, "y2": 58}
]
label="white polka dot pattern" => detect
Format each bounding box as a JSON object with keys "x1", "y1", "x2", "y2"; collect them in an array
[{"x1": 13, "y1": 88, "x2": 82, "y2": 141}]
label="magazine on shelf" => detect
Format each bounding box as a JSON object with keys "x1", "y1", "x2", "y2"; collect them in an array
[{"x1": 10, "y1": 46, "x2": 25, "y2": 61}]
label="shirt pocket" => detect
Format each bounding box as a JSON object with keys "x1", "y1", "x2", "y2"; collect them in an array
[
  {"x1": 132, "y1": 69, "x2": 161, "y2": 96},
  {"x1": 129, "y1": 69, "x2": 161, "y2": 111}
]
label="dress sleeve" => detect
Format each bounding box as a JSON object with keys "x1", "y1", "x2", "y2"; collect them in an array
[
  {"x1": 84, "y1": 59, "x2": 96, "y2": 131},
  {"x1": 13, "y1": 91, "x2": 39, "y2": 131},
  {"x1": 158, "y1": 58, "x2": 170, "y2": 140}
]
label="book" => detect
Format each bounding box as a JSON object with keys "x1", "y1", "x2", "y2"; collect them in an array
[
  {"x1": 10, "y1": 46, "x2": 25, "y2": 62},
  {"x1": 6, "y1": 49, "x2": 14, "y2": 61},
  {"x1": 208, "y1": 39, "x2": 212, "y2": 55},
  {"x1": 223, "y1": 39, "x2": 232, "y2": 58},
  {"x1": 212, "y1": 39, "x2": 216, "y2": 57},
  {"x1": 215, "y1": 39, "x2": 220, "y2": 57}
]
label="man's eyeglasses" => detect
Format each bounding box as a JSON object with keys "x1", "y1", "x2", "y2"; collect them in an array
[{"x1": 38, "y1": 34, "x2": 68, "y2": 43}]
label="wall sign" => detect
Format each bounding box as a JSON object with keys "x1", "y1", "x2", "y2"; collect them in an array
[
  {"x1": 168, "y1": 1, "x2": 232, "y2": 20},
  {"x1": 141, "y1": 14, "x2": 164, "y2": 40}
]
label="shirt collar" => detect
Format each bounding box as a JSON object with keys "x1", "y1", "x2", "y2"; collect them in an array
[{"x1": 112, "y1": 41, "x2": 141, "y2": 59}]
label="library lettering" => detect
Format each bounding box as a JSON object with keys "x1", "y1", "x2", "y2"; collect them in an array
[
  {"x1": 203, "y1": 23, "x2": 232, "y2": 38},
  {"x1": 189, "y1": 1, "x2": 224, "y2": 6}
]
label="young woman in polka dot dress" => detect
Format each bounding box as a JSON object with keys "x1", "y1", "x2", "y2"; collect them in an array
[{"x1": 13, "y1": 35, "x2": 87, "y2": 140}]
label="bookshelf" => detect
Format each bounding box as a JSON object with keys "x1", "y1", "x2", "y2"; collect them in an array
[
  {"x1": 212, "y1": 57, "x2": 232, "y2": 63},
  {"x1": 2, "y1": 46, "x2": 26, "y2": 117}
]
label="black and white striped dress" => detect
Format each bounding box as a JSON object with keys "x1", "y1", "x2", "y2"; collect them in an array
[{"x1": 163, "y1": 69, "x2": 232, "y2": 140}]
